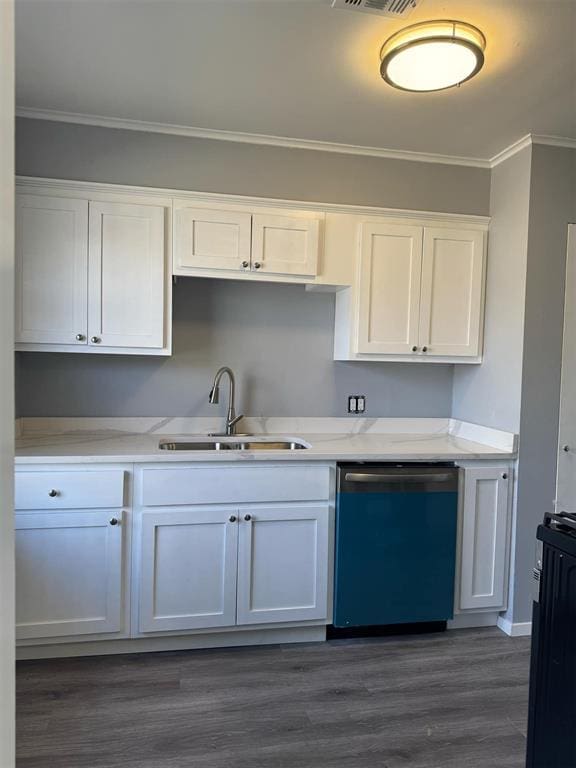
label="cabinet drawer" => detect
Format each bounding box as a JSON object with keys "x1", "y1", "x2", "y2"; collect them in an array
[
  {"x1": 15, "y1": 470, "x2": 125, "y2": 510},
  {"x1": 140, "y1": 465, "x2": 331, "y2": 507}
]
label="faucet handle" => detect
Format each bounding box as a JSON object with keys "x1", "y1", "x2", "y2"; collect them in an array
[{"x1": 228, "y1": 414, "x2": 244, "y2": 429}]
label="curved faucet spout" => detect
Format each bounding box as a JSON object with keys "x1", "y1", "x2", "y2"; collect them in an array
[{"x1": 208, "y1": 367, "x2": 243, "y2": 436}]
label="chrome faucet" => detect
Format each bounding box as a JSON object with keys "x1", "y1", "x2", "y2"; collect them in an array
[{"x1": 208, "y1": 366, "x2": 244, "y2": 436}]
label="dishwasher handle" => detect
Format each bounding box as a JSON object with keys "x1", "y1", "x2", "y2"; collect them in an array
[{"x1": 344, "y1": 472, "x2": 455, "y2": 484}]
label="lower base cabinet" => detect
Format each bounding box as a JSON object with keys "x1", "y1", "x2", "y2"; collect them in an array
[
  {"x1": 237, "y1": 506, "x2": 329, "y2": 625},
  {"x1": 458, "y1": 465, "x2": 512, "y2": 611},
  {"x1": 137, "y1": 504, "x2": 330, "y2": 634},
  {"x1": 15, "y1": 510, "x2": 124, "y2": 641},
  {"x1": 138, "y1": 507, "x2": 239, "y2": 633}
]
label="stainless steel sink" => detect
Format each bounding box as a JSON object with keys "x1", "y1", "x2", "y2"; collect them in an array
[{"x1": 158, "y1": 438, "x2": 309, "y2": 452}]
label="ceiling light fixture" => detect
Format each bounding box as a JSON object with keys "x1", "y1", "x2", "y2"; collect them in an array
[{"x1": 380, "y1": 20, "x2": 486, "y2": 92}]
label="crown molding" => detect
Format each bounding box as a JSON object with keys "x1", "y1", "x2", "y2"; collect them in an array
[
  {"x1": 489, "y1": 133, "x2": 576, "y2": 167},
  {"x1": 15, "y1": 106, "x2": 576, "y2": 172},
  {"x1": 15, "y1": 106, "x2": 491, "y2": 168},
  {"x1": 489, "y1": 135, "x2": 532, "y2": 168},
  {"x1": 532, "y1": 134, "x2": 576, "y2": 150}
]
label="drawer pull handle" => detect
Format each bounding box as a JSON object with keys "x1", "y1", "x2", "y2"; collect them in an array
[
  {"x1": 109, "y1": 518, "x2": 119, "y2": 526},
  {"x1": 48, "y1": 489, "x2": 59, "y2": 498}
]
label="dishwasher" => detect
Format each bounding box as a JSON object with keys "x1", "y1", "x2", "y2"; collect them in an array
[{"x1": 332, "y1": 463, "x2": 459, "y2": 632}]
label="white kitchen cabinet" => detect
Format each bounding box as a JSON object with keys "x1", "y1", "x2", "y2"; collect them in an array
[
  {"x1": 458, "y1": 466, "x2": 512, "y2": 611},
  {"x1": 15, "y1": 510, "x2": 124, "y2": 640},
  {"x1": 15, "y1": 189, "x2": 170, "y2": 355},
  {"x1": 251, "y1": 214, "x2": 319, "y2": 277},
  {"x1": 173, "y1": 206, "x2": 252, "y2": 272},
  {"x1": 173, "y1": 200, "x2": 321, "y2": 280},
  {"x1": 138, "y1": 507, "x2": 239, "y2": 633},
  {"x1": 15, "y1": 194, "x2": 88, "y2": 346},
  {"x1": 356, "y1": 223, "x2": 423, "y2": 355},
  {"x1": 419, "y1": 228, "x2": 485, "y2": 357},
  {"x1": 334, "y1": 220, "x2": 486, "y2": 363},
  {"x1": 88, "y1": 201, "x2": 166, "y2": 350},
  {"x1": 237, "y1": 505, "x2": 329, "y2": 625}
]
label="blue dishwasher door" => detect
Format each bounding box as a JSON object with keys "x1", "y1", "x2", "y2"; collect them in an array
[{"x1": 334, "y1": 465, "x2": 459, "y2": 628}]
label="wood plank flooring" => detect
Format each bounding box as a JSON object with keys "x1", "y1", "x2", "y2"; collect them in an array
[{"x1": 16, "y1": 628, "x2": 531, "y2": 768}]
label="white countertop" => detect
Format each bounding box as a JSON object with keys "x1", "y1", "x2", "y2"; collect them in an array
[{"x1": 15, "y1": 417, "x2": 517, "y2": 465}]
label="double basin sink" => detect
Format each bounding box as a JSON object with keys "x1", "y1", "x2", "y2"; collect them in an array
[{"x1": 159, "y1": 436, "x2": 309, "y2": 452}]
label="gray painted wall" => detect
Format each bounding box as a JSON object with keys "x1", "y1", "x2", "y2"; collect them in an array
[
  {"x1": 16, "y1": 278, "x2": 454, "y2": 418},
  {"x1": 513, "y1": 145, "x2": 576, "y2": 623},
  {"x1": 16, "y1": 118, "x2": 491, "y2": 215},
  {"x1": 452, "y1": 147, "x2": 532, "y2": 432},
  {"x1": 15, "y1": 117, "x2": 490, "y2": 418}
]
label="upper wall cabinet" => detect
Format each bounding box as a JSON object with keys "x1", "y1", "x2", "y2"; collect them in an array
[
  {"x1": 173, "y1": 201, "x2": 321, "y2": 281},
  {"x1": 16, "y1": 195, "x2": 88, "y2": 346},
  {"x1": 334, "y1": 220, "x2": 486, "y2": 364},
  {"x1": 15, "y1": 190, "x2": 171, "y2": 356}
]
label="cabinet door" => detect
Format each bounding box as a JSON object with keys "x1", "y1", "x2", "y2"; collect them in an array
[
  {"x1": 88, "y1": 201, "x2": 166, "y2": 349},
  {"x1": 419, "y1": 228, "x2": 485, "y2": 357},
  {"x1": 459, "y1": 467, "x2": 511, "y2": 611},
  {"x1": 356, "y1": 223, "x2": 423, "y2": 355},
  {"x1": 15, "y1": 194, "x2": 88, "y2": 345},
  {"x1": 237, "y1": 505, "x2": 329, "y2": 625},
  {"x1": 251, "y1": 214, "x2": 320, "y2": 277},
  {"x1": 138, "y1": 508, "x2": 238, "y2": 633},
  {"x1": 15, "y1": 511, "x2": 123, "y2": 640},
  {"x1": 174, "y1": 205, "x2": 252, "y2": 272}
]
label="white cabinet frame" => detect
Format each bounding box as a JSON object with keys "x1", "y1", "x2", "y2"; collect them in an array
[
  {"x1": 88, "y1": 201, "x2": 166, "y2": 350},
  {"x1": 15, "y1": 184, "x2": 172, "y2": 356},
  {"x1": 356, "y1": 223, "x2": 423, "y2": 355},
  {"x1": 15, "y1": 194, "x2": 88, "y2": 346},
  {"x1": 138, "y1": 507, "x2": 239, "y2": 633},
  {"x1": 236, "y1": 505, "x2": 330, "y2": 625},
  {"x1": 15, "y1": 510, "x2": 124, "y2": 640},
  {"x1": 457, "y1": 464, "x2": 513, "y2": 612}
]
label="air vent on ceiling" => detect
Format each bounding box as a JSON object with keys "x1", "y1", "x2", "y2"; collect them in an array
[{"x1": 331, "y1": 0, "x2": 419, "y2": 17}]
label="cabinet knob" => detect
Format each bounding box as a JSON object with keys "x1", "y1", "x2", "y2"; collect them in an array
[
  {"x1": 422, "y1": 346, "x2": 428, "y2": 353},
  {"x1": 563, "y1": 445, "x2": 571, "y2": 453},
  {"x1": 241, "y1": 261, "x2": 249, "y2": 269},
  {"x1": 229, "y1": 515, "x2": 237, "y2": 523},
  {"x1": 90, "y1": 336, "x2": 101, "y2": 344},
  {"x1": 502, "y1": 473, "x2": 508, "y2": 480},
  {"x1": 412, "y1": 346, "x2": 418, "y2": 352},
  {"x1": 244, "y1": 514, "x2": 252, "y2": 522},
  {"x1": 75, "y1": 334, "x2": 86, "y2": 342},
  {"x1": 253, "y1": 262, "x2": 261, "y2": 270},
  {"x1": 48, "y1": 489, "x2": 59, "y2": 498},
  {"x1": 109, "y1": 518, "x2": 119, "y2": 526}
]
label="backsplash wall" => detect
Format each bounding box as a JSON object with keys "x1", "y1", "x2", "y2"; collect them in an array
[{"x1": 16, "y1": 279, "x2": 454, "y2": 418}]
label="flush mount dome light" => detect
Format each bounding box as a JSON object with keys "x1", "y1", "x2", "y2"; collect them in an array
[{"x1": 380, "y1": 20, "x2": 486, "y2": 92}]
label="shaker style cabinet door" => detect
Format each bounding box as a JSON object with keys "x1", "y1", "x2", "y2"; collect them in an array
[
  {"x1": 88, "y1": 201, "x2": 166, "y2": 349},
  {"x1": 418, "y1": 228, "x2": 485, "y2": 358},
  {"x1": 355, "y1": 223, "x2": 423, "y2": 355},
  {"x1": 173, "y1": 204, "x2": 252, "y2": 273},
  {"x1": 15, "y1": 194, "x2": 88, "y2": 346},
  {"x1": 236, "y1": 505, "x2": 329, "y2": 625},
  {"x1": 138, "y1": 508, "x2": 238, "y2": 633},
  {"x1": 15, "y1": 511, "x2": 124, "y2": 640},
  {"x1": 459, "y1": 467, "x2": 511, "y2": 611},
  {"x1": 251, "y1": 213, "x2": 320, "y2": 277}
]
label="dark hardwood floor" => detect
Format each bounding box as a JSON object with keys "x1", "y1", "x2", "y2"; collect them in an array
[{"x1": 16, "y1": 628, "x2": 531, "y2": 768}]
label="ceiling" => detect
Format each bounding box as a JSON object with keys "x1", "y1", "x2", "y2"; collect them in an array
[{"x1": 14, "y1": 0, "x2": 576, "y2": 162}]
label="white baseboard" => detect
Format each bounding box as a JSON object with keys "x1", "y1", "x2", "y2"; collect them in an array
[{"x1": 496, "y1": 617, "x2": 532, "y2": 637}]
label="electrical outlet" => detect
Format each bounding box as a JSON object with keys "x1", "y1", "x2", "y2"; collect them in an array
[{"x1": 348, "y1": 395, "x2": 366, "y2": 414}]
